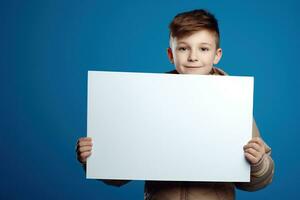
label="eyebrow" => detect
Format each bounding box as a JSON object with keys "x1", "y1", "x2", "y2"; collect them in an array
[{"x1": 177, "y1": 42, "x2": 212, "y2": 46}]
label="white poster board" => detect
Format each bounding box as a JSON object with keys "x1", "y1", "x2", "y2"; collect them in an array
[{"x1": 87, "y1": 71, "x2": 253, "y2": 182}]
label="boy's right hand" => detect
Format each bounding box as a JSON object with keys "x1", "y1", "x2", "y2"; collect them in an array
[{"x1": 76, "y1": 137, "x2": 93, "y2": 164}]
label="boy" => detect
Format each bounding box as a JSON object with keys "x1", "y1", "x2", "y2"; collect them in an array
[{"x1": 76, "y1": 9, "x2": 274, "y2": 200}]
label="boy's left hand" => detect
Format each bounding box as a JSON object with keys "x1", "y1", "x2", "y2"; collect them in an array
[{"x1": 243, "y1": 137, "x2": 266, "y2": 165}]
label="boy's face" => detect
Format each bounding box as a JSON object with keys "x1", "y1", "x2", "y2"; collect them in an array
[{"x1": 167, "y1": 30, "x2": 222, "y2": 75}]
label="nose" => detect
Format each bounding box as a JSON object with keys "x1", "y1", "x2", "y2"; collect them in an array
[{"x1": 188, "y1": 49, "x2": 198, "y2": 62}]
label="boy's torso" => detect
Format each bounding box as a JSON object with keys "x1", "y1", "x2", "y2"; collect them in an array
[
  {"x1": 143, "y1": 67, "x2": 235, "y2": 200},
  {"x1": 144, "y1": 181, "x2": 235, "y2": 200}
]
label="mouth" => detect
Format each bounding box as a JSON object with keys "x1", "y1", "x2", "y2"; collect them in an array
[{"x1": 184, "y1": 66, "x2": 202, "y2": 68}]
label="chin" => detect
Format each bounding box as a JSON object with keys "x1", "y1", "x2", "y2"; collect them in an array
[{"x1": 178, "y1": 67, "x2": 211, "y2": 75}]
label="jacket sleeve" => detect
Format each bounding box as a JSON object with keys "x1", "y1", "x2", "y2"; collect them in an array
[
  {"x1": 234, "y1": 119, "x2": 275, "y2": 191},
  {"x1": 81, "y1": 164, "x2": 131, "y2": 187}
]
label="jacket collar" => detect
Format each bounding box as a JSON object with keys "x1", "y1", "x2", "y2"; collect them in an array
[{"x1": 167, "y1": 67, "x2": 227, "y2": 76}]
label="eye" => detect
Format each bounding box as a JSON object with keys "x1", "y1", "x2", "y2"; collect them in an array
[
  {"x1": 200, "y1": 47, "x2": 209, "y2": 51},
  {"x1": 178, "y1": 47, "x2": 187, "y2": 51}
]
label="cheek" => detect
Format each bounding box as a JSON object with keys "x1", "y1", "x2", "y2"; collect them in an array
[
  {"x1": 204, "y1": 54, "x2": 216, "y2": 65},
  {"x1": 174, "y1": 53, "x2": 186, "y2": 64}
]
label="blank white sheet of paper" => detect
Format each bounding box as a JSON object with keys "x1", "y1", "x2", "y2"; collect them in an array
[{"x1": 87, "y1": 71, "x2": 253, "y2": 182}]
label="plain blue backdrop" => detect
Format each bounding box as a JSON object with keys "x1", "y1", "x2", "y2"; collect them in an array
[{"x1": 1, "y1": 0, "x2": 299, "y2": 199}]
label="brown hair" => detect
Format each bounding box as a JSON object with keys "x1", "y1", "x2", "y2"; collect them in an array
[{"x1": 169, "y1": 9, "x2": 220, "y2": 48}]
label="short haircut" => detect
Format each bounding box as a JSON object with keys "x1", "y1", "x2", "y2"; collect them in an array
[{"x1": 169, "y1": 9, "x2": 220, "y2": 48}]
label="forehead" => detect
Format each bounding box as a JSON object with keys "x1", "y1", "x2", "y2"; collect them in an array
[{"x1": 170, "y1": 30, "x2": 217, "y2": 47}]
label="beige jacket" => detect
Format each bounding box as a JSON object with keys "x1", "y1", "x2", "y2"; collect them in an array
[{"x1": 91, "y1": 67, "x2": 275, "y2": 200}]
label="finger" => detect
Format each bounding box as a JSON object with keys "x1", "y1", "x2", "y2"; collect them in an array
[
  {"x1": 78, "y1": 146, "x2": 92, "y2": 153},
  {"x1": 77, "y1": 137, "x2": 92, "y2": 144},
  {"x1": 246, "y1": 139, "x2": 266, "y2": 154},
  {"x1": 78, "y1": 141, "x2": 93, "y2": 148},
  {"x1": 76, "y1": 140, "x2": 93, "y2": 152},
  {"x1": 244, "y1": 148, "x2": 260, "y2": 158},
  {"x1": 249, "y1": 137, "x2": 264, "y2": 146},
  {"x1": 79, "y1": 151, "x2": 92, "y2": 161},
  {"x1": 245, "y1": 152, "x2": 260, "y2": 164},
  {"x1": 244, "y1": 142, "x2": 261, "y2": 152}
]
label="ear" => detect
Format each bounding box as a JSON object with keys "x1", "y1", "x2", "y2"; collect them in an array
[
  {"x1": 167, "y1": 47, "x2": 174, "y2": 64},
  {"x1": 213, "y1": 48, "x2": 222, "y2": 65}
]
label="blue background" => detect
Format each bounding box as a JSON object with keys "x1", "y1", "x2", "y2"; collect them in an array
[{"x1": 1, "y1": 0, "x2": 299, "y2": 199}]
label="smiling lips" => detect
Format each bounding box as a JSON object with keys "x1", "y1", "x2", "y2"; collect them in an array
[{"x1": 185, "y1": 66, "x2": 202, "y2": 68}]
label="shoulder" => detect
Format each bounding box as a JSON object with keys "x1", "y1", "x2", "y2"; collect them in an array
[
  {"x1": 165, "y1": 70, "x2": 178, "y2": 74},
  {"x1": 164, "y1": 68, "x2": 228, "y2": 75},
  {"x1": 211, "y1": 67, "x2": 228, "y2": 76}
]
